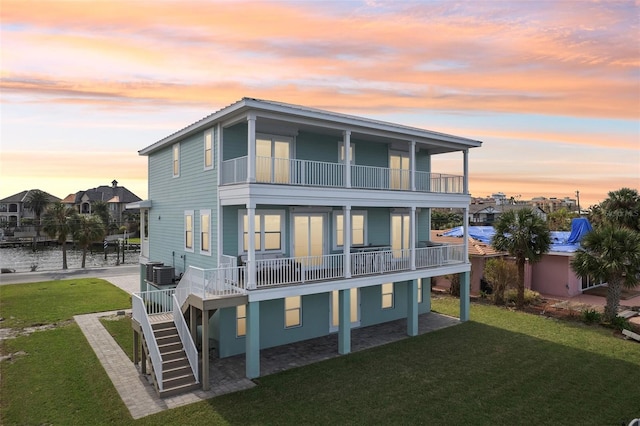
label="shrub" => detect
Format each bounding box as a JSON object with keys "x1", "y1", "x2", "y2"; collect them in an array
[
  {"x1": 581, "y1": 308, "x2": 602, "y2": 324},
  {"x1": 483, "y1": 258, "x2": 517, "y2": 305},
  {"x1": 607, "y1": 315, "x2": 631, "y2": 331},
  {"x1": 504, "y1": 288, "x2": 541, "y2": 305},
  {"x1": 447, "y1": 274, "x2": 461, "y2": 297}
]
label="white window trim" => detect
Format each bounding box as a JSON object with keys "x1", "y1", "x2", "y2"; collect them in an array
[
  {"x1": 238, "y1": 209, "x2": 286, "y2": 254},
  {"x1": 173, "y1": 143, "x2": 180, "y2": 178},
  {"x1": 382, "y1": 283, "x2": 394, "y2": 309},
  {"x1": 418, "y1": 279, "x2": 423, "y2": 304},
  {"x1": 390, "y1": 212, "x2": 411, "y2": 251},
  {"x1": 184, "y1": 210, "x2": 194, "y2": 252},
  {"x1": 204, "y1": 129, "x2": 214, "y2": 171},
  {"x1": 284, "y1": 296, "x2": 302, "y2": 328},
  {"x1": 332, "y1": 210, "x2": 367, "y2": 251},
  {"x1": 200, "y1": 209, "x2": 212, "y2": 256}
]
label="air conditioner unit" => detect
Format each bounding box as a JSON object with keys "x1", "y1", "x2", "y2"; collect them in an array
[
  {"x1": 153, "y1": 266, "x2": 175, "y2": 286},
  {"x1": 145, "y1": 262, "x2": 164, "y2": 282}
]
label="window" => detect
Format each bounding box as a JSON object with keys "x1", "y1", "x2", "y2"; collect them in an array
[
  {"x1": 284, "y1": 296, "x2": 301, "y2": 328},
  {"x1": 240, "y1": 210, "x2": 284, "y2": 253},
  {"x1": 204, "y1": 129, "x2": 214, "y2": 170},
  {"x1": 184, "y1": 210, "x2": 194, "y2": 251},
  {"x1": 256, "y1": 134, "x2": 291, "y2": 183},
  {"x1": 339, "y1": 142, "x2": 354, "y2": 163},
  {"x1": 173, "y1": 143, "x2": 180, "y2": 177},
  {"x1": 200, "y1": 210, "x2": 211, "y2": 255},
  {"x1": 333, "y1": 211, "x2": 366, "y2": 249},
  {"x1": 236, "y1": 304, "x2": 246, "y2": 337},
  {"x1": 418, "y1": 279, "x2": 423, "y2": 303},
  {"x1": 382, "y1": 283, "x2": 394, "y2": 309}
]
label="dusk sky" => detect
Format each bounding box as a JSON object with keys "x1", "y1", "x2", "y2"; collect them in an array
[{"x1": 1, "y1": 0, "x2": 638, "y2": 207}]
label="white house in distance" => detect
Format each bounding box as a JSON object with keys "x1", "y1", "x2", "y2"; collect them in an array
[{"x1": 128, "y1": 98, "x2": 482, "y2": 397}]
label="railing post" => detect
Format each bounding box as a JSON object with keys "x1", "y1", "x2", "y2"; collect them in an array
[
  {"x1": 410, "y1": 206, "x2": 416, "y2": 270},
  {"x1": 410, "y1": 140, "x2": 416, "y2": 192},
  {"x1": 344, "y1": 205, "x2": 351, "y2": 278}
]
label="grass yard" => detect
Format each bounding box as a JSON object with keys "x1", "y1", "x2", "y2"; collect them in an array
[
  {"x1": 0, "y1": 278, "x2": 131, "y2": 328},
  {"x1": 1, "y1": 281, "x2": 639, "y2": 425}
]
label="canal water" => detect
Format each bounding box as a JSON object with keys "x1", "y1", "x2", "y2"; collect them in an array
[{"x1": 0, "y1": 245, "x2": 140, "y2": 273}]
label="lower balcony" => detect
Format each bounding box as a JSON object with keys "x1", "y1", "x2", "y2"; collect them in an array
[{"x1": 181, "y1": 244, "x2": 466, "y2": 298}]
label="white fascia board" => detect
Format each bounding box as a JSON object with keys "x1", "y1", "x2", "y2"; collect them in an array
[
  {"x1": 247, "y1": 263, "x2": 471, "y2": 302},
  {"x1": 126, "y1": 200, "x2": 152, "y2": 209},
  {"x1": 218, "y1": 184, "x2": 471, "y2": 209}
]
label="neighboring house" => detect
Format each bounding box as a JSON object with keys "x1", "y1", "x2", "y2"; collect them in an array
[
  {"x1": 443, "y1": 219, "x2": 596, "y2": 298},
  {"x1": 127, "y1": 97, "x2": 482, "y2": 396},
  {"x1": 63, "y1": 180, "x2": 142, "y2": 226},
  {"x1": 429, "y1": 230, "x2": 506, "y2": 294},
  {"x1": 0, "y1": 189, "x2": 60, "y2": 228},
  {"x1": 469, "y1": 202, "x2": 546, "y2": 225}
]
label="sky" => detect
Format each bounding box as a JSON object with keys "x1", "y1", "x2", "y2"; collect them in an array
[{"x1": 1, "y1": 0, "x2": 638, "y2": 208}]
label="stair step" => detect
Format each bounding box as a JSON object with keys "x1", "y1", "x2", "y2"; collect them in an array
[
  {"x1": 154, "y1": 327, "x2": 178, "y2": 338},
  {"x1": 162, "y1": 348, "x2": 187, "y2": 361},
  {"x1": 159, "y1": 381, "x2": 200, "y2": 398},
  {"x1": 159, "y1": 341, "x2": 183, "y2": 353},
  {"x1": 156, "y1": 334, "x2": 181, "y2": 345},
  {"x1": 163, "y1": 356, "x2": 189, "y2": 370},
  {"x1": 164, "y1": 364, "x2": 193, "y2": 379},
  {"x1": 163, "y1": 372, "x2": 196, "y2": 388}
]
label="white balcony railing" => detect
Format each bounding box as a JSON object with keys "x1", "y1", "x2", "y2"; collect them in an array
[
  {"x1": 254, "y1": 253, "x2": 345, "y2": 288},
  {"x1": 220, "y1": 155, "x2": 464, "y2": 194}
]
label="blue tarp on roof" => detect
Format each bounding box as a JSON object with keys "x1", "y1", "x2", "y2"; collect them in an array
[
  {"x1": 567, "y1": 217, "x2": 592, "y2": 244},
  {"x1": 441, "y1": 219, "x2": 593, "y2": 253}
]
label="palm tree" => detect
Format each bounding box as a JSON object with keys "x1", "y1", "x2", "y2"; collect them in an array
[
  {"x1": 492, "y1": 208, "x2": 551, "y2": 308},
  {"x1": 92, "y1": 201, "x2": 111, "y2": 236},
  {"x1": 42, "y1": 202, "x2": 79, "y2": 270},
  {"x1": 599, "y1": 187, "x2": 640, "y2": 231},
  {"x1": 75, "y1": 215, "x2": 105, "y2": 268},
  {"x1": 24, "y1": 190, "x2": 50, "y2": 237},
  {"x1": 571, "y1": 225, "x2": 640, "y2": 322}
]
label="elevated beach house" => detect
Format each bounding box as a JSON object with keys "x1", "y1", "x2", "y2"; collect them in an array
[{"x1": 128, "y1": 98, "x2": 482, "y2": 396}]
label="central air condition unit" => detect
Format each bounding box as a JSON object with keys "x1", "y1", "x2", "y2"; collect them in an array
[
  {"x1": 153, "y1": 266, "x2": 175, "y2": 286},
  {"x1": 145, "y1": 262, "x2": 164, "y2": 282}
]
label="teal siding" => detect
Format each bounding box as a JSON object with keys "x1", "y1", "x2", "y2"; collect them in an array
[
  {"x1": 222, "y1": 205, "x2": 240, "y2": 256},
  {"x1": 215, "y1": 281, "x2": 428, "y2": 357},
  {"x1": 148, "y1": 129, "x2": 219, "y2": 274},
  {"x1": 353, "y1": 138, "x2": 388, "y2": 167},
  {"x1": 416, "y1": 151, "x2": 431, "y2": 173},
  {"x1": 296, "y1": 131, "x2": 338, "y2": 163},
  {"x1": 222, "y1": 123, "x2": 247, "y2": 160},
  {"x1": 216, "y1": 293, "x2": 330, "y2": 357},
  {"x1": 417, "y1": 209, "x2": 431, "y2": 243},
  {"x1": 366, "y1": 208, "x2": 390, "y2": 246}
]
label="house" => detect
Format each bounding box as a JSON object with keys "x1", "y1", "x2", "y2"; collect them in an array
[
  {"x1": 443, "y1": 219, "x2": 597, "y2": 298},
  {"x1": 469, "y1": 202, "x2": 546, "y2": 225},
  {"x1": 0, "y1": 189, "x2": 60, "y2": 228},
  {"x1": 429, "y1": 230, "x2": 506, "y2": 294},
  {"x1": 127, "y1": 97, "x2": 482, "y2": 396},
  {"x1": 63, "y1": 180, "x2": 142, "y2": 227}
]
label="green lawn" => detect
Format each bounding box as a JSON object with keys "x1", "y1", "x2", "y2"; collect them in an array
[
  {"x1": 0, "y1": 278, "x2": 131, "y2": 328},
  {"x1": 2, "y1": 282, "x2": 639, "y2": 425}
]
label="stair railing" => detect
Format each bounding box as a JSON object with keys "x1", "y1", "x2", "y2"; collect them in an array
[
  {"x1": 132, "y1": 292, "x2": 164, "y2": 391},
  {"x1": 172, "y1": 294, "x2": 199, "y2": 385}
]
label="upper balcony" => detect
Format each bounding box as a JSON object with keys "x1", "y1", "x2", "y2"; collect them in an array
[{"x1": 221, "y1": 156, "x2": 464, "y2": 194}]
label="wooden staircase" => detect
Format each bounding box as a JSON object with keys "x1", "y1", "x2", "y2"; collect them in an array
[{"x1": 143, "y1": 321, "x2": 199, "y2": 397}]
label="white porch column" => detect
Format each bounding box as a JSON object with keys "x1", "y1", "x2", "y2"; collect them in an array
[
  {"x1": 463, "y1": 206, "x2": 469, "y2": 264},
  {"x1": 344, "y1": 205, "x2": 352, "y2": 278},
  {"x1": 410, "y1": 206, "x2": 416, "y2": 270},
  {"x1": 247, "y1": 205, "x2": 257, "y2": 290},
  {"x1": 344, "y1": 130, "x2": 351, "y2": 188},
  {"x1": 463, "y1": 149, "x2": 469, "y2": 194},
  {"x1": 410, "y1": 140, "x2": 416, "y2": 191},
  {"x1": 247, "y1": 114, "x2": 256, "y2": 183}
]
